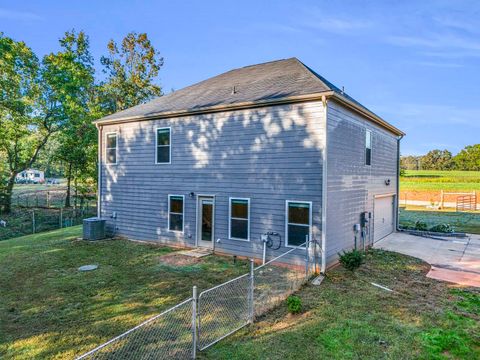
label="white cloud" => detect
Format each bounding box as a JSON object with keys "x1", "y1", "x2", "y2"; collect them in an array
[
  {"x1": 305, "y1": 17, "x2": 372, "y2": 33},
  {"x1": 0, "y1": 8, "x2": 42, "y2": 21}
]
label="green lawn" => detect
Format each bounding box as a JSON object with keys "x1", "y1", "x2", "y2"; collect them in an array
[
  {"x1": 399, "y1": 208, "x2": 480, "y2": 234},
  {"x1": 400, "y1": 170, "x2": 480, "y2": 192},
  {"x1": 203, "y1": 250, "x2": 480, "y2": 360},
  {"x1": 0, "y1": 226, "x2": 249, "y2": 359}
]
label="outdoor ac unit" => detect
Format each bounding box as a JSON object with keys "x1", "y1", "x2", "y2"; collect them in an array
[{"x1": 83, "y1": 217, "x2": 106, "y2": 241}]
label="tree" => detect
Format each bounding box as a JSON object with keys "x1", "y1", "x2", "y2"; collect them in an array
[
  {"x1": 44, "y1": 30, "x2": 97, "y2": 207},
  {"x1": 100, "y1": 32, "x2": 164, "y2": 112},
  {"x1": 0, "y1": 33, "x2": 63, "y2": 213},
  {"x1": 454, "y1": 144, "x2": 480, "y2": 171},
  {"x1": 421, "y1": 149, "x2": 453, "y2": 170},
  {"x1": 400, "y1": 155, "x2": 422, "y2": 170}
]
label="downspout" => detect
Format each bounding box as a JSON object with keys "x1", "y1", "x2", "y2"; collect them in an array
[
  {"x1": 320, "y1": 95, "x2": 328, "y2": 274},
  {"x1": 97, "y1": 124, "x2": 102, "y2": 218},
  {"x1": 395, "y1": 134, "x2": 404, "y2": 231}
]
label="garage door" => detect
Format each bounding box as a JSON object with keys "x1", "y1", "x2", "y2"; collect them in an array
[{"x1": 374, "y1": 196, "x2": 394, "y2": 242}]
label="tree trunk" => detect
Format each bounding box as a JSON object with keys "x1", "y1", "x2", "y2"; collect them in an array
[
  {"x1": 65, "y1": 162, "x2": 72, "y2": 208},
  {"x1": 3, "y1": 173, "x2": 17, "y2": 214}
]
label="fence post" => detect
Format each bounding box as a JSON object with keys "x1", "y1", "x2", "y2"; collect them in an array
[
  {"x1": 59, "y1": 208, "x2": 63, "y2": 229},
  {"x1": 192, "y1": 286, "x2": 197, "y2": 359},
  {"x1": 32, "y1": 210, "x2": 36, "y2": 234},
  {"x1": 47, "y1": 191, "x2": 50, "y2": 208},
  {"x1": 305, "y1": 235, "x2": 310, "y2": 278},
  {"x1": 249, "y1": 259, "x2": 254, "y2": 324}
]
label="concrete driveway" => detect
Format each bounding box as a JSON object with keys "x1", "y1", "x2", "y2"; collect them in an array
[{"x1": 375, "y1": 232, "x2": 480, "y2": 287}]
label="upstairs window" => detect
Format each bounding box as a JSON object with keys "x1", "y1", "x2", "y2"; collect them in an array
[
  {"x1": 168, "y1": 195, "x2": 184, "y2": 232},
  {"x1": 156, "y1": 127, "x2": 171, "y2": 164},
  {"x1": 229, "y1": 198, "x2": 250, "y2": 241},
  {"x1": 286, "y1": 201, "x2": 311, "y2": 247},
  {"x1": 365, "y1": 130, "x2": 372, "y2": 166},
  {"x1": 106, "y1": 132, "x2": 117, "y2": 164}
]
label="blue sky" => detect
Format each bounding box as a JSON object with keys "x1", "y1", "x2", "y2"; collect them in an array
[{"x1": 1, "y1": 0, "x2": 479, "y2": 155}]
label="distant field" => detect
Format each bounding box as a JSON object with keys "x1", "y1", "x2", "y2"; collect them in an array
[{"x1": 400, "y1": 170, "x2": 480, "y2": 192}]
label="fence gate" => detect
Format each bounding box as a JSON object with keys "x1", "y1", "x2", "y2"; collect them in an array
[{"x1": 456, "y1": 194, "x2": 477, "y2": 212}]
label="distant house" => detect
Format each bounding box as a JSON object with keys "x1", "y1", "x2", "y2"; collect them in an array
[
  {"x1": 16, "y1": 169, "x2": 45, "y2": 184},
  {"x1": 94, "y1": 58, "x2": 404, "y2": 270}
]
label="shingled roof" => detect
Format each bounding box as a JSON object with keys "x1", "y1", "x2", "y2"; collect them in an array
[{"x1": 96, "y1": 58, "x2": 404, "y2": 136}]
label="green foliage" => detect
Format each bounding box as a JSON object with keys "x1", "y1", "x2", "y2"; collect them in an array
[
  {"x1": 428, "y1": 223, "x2": 454, "y2": 233},
  {"x1": 286, "y1": 295, "x2": 302, "y2": 314},
  {"x1": 338, "y1": 249, "x2": 364, "y2": 271},
  {"x1": 421, "y1": 149, "x2": 453, "y2": 170},
  {"x1": 100, "y1": 32, "x2": 164, "y2": 112},
  {"x1": 454, "y1": 144, "x2": 480, "y2": 171},
  {"x1": 414, "y1": 220, "x2": 428, "y2": 231}
]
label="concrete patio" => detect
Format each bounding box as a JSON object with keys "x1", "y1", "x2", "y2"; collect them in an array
[{"x1": 375, "y1": 232, "x2": 480, "y2": 287}]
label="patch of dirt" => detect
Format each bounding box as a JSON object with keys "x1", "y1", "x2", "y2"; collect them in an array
[
  {"x1": 157, "y1": 253, "x2": 201, "y2": 266},
  {"x1": 400, "y1": 190, "x2": 480, "y2": 205}
]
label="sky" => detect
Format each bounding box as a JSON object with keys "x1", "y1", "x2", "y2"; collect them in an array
[{"x1": 1, "y1": 0, "x2": 479, "y2": 155}]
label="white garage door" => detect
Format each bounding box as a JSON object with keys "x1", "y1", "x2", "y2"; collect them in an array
[{"x1": 374, "y1": 196, "x2": 395, "y2": 242}]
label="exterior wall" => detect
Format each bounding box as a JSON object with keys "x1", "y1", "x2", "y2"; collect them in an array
[
  {"x1": 99, "y1": 101, "x2": 327, "y2": 265},
  {"x1": 325, "y1": 99, "x2": 399, "y2": 266}
]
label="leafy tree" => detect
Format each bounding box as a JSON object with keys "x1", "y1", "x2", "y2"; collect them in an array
[
  {"x1": 421, "y1": 149, "x2": 453, "y2": 170},
  {"x1": 454, "y1": 144, "x2": 480, "y2": 171},
  {"x1": 100, "y1": 32, "x2": 164, "y2": 112},
  {"x1": 44, "y1": 30, "x2": 97, "y2": 207},
  {"x1": 400, "y1": 155, "x2": 422, "y2": 171},
  {"x1": 0, "y1": 33, "x2": 62, "y2": 213}
]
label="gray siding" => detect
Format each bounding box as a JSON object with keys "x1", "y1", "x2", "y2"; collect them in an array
[
  {"x1": 325, "y1": 99, "x2": 399, "y2": 266},
  {"x1": 100, "y1": 101, "x2": 326, "y2": 265}
]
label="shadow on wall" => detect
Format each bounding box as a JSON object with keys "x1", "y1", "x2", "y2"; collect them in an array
[{"x1": 102, "y1": 102, "x2": 325, "y2": 255}]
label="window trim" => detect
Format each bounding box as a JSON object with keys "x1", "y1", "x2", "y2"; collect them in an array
[
  {"x1": 155, "y1": 127, "x2": 172, "y2": 164},
  {"x1": 105, "y1": 132, "x2": 118, "y2": 165},
  {"x1": 228, "y1": 197, "x2": 250, "y2": 242},
  {"x1": 168, "y1": 194, "x2": 185, "y2": 233},
  {"x1": 365, "y1": 129, "x2": 372, "y2": 166},
  {"x1": 285, "y1": 200, "x2": 312, "y2": 248}
]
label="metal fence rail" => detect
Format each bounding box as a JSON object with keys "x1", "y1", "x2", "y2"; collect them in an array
[
  {"x1": 77, "y1": 298, "x2": 194, "y2": 360},
  {"x1": 76, "y1": 240, "x2": 317, "y2": 359}
]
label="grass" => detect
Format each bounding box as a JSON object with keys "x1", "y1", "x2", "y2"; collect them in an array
[
  {"x1": 400, "y1": 170, "x2": 480, "y2": 192},
  {"x1": 203, "y1": 250, "x2": 480, "y2": 360},
  {"x1": 399, "y1": 208, "x2": 480, "y2": 234},
  {"x1": 0, "y1": 226, "x2": 249, "y2": 359}
]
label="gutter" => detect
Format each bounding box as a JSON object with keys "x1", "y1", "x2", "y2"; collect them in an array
[
  {"x1": 94, "y1": 91, "x2": 405, "y2": 137},
  {"x1": 396, "y1": 134, "x2": 404, "y2": 231},
  {"x1": 96, "y1": 124, "x2": 102, "y2": 218},
  {"x1": 320, "y1": 96, "x2": 328, "y2": 274}
]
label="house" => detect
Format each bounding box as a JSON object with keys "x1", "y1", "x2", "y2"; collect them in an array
[
  {"x1": 94, "y1": 58, "x2": 404, "y2": 271},
  {"x1": 16, "y1": 169, "x2": 45, "y2": 184}
]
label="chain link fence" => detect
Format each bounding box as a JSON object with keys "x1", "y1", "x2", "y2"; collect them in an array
[
  {"x1": 0, "y1": 206, "x2": 97, "y2": 241},
  {"x1": 77, "y1": 298, "x2": 194, "y2": 360},
  {"x1": 75, "y1": 241, "x2": 317, "y2": 359}
]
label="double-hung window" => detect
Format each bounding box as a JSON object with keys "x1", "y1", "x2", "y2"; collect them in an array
[
  {"x1": 365, "y1": 130, "x2": 372, "y2": 166},
  {"x1": 229, "y1": 198, "x2": 250, "y2": 241},
  {"x1": 106, "y1": 132, "x2": 117, "y2": 165},
  {"x1": 168, "y1": 195, "x2": 184, "y2": 232},
  {"x1": 156, "y1": 127, "x2": 171, "y2": 164},
  {"x1": 286, "y1": 201, "x2": 312, "y2": 247}
]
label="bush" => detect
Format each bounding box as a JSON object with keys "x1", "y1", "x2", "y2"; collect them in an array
[
  {"x1": 414, "y1": 220, "x2": 428, "y2": 231},
  {"x1": 286, "y1": 295, "x2": 302, "y2": 314},
  {"x1": 429, "y1": 224, "x2": 455, "y2": 233},
  {"x1": 338, "y1": 249, "x2": 364, "y2": 271}
]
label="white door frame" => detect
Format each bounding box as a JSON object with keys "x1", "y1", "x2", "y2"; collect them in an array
[{"x1": 196, "y1": 195, "x2": 215, "y2": 249}]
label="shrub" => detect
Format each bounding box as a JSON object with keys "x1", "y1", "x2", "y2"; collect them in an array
[
  {"x1": 429, "y1": 223, "x2": 455, "y2": 233},
  {"x1": 286, "y1": 295, "x2": 302, "y2": 314},
  {"x1": 414, "y1": 220, "x2": 428, "y2": 231},
  {"x1": 338, "y1": 249, "x2": 364, "y2": 271}
]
